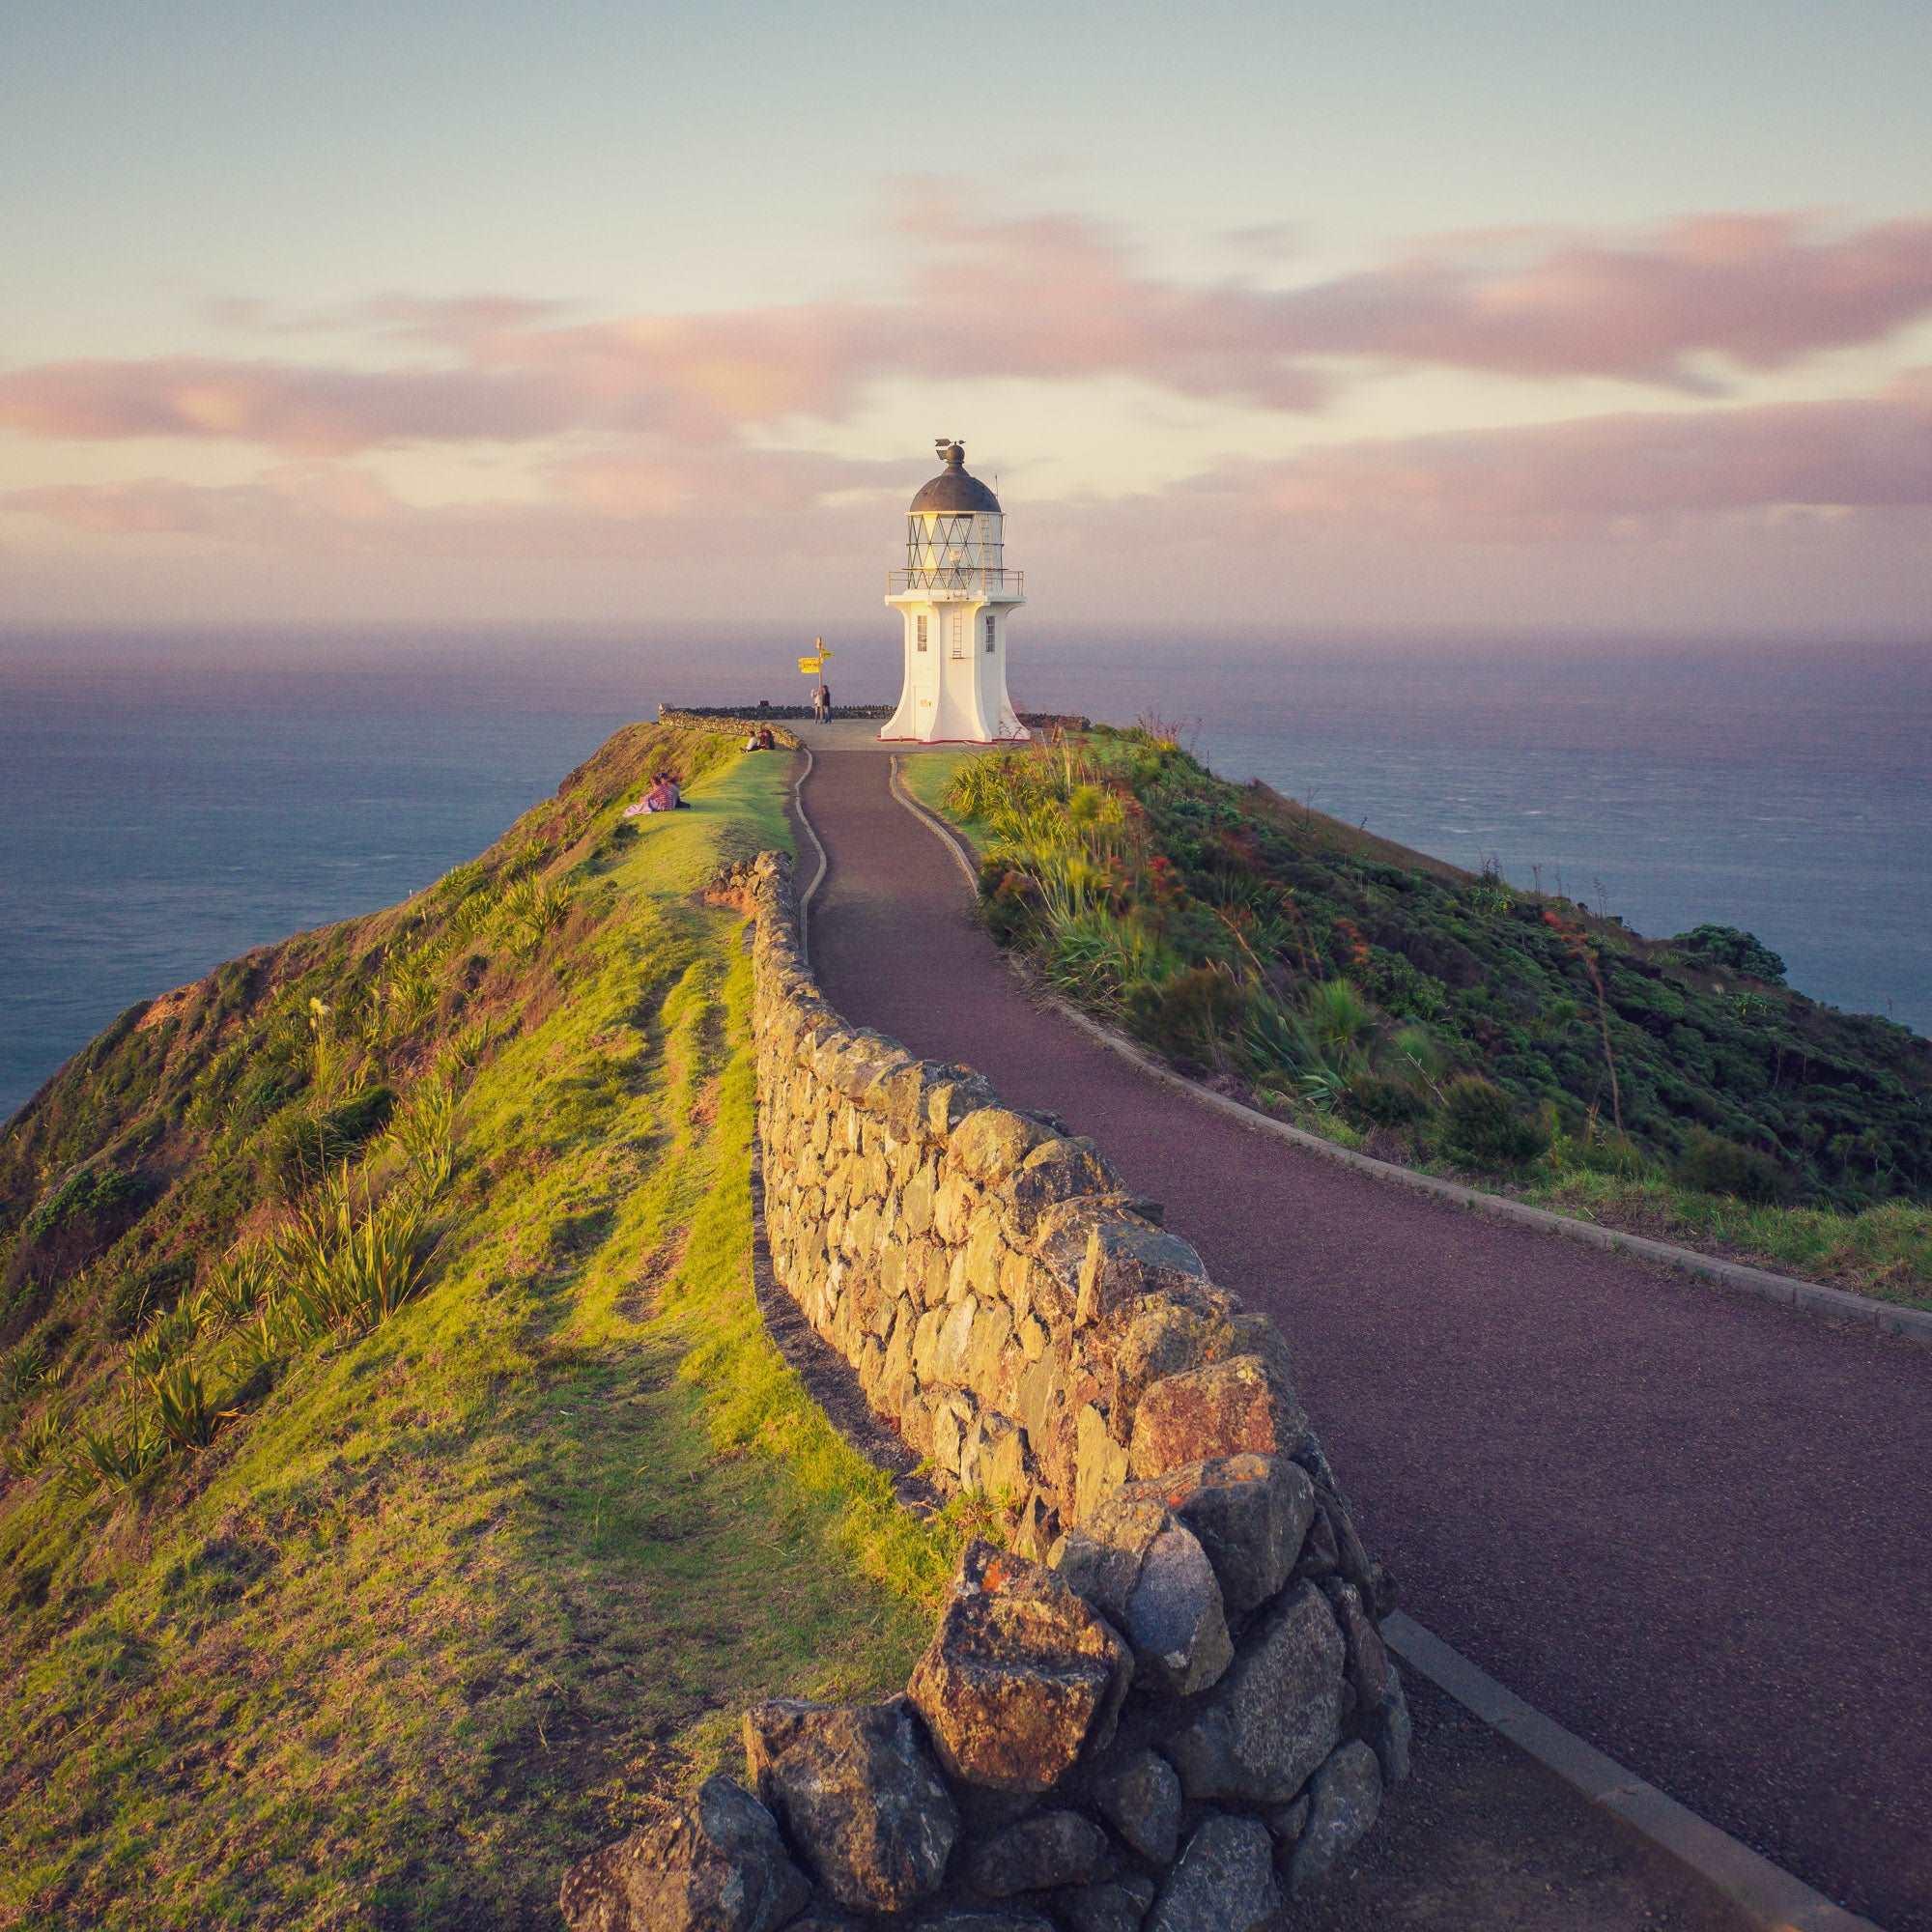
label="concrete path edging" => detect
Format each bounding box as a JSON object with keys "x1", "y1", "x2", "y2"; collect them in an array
[
  {"x1": 1382, "y1": 1615, "x2": 1886, "y2": 1932},
  {"x1": 789, "y1": 745, "x2": 828, "y2": 966},
  {"x1": 885, "y1": 757, "x2": 1932, "y2": 1350}
]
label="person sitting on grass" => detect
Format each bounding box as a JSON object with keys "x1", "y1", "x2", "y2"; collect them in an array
[{"x1": 625, "y1": 770, "x2": 689, "y2": 816}]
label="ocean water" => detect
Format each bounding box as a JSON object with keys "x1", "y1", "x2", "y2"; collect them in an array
[{"x1": 2, "y1": 630, "x2": 1927, "y2": 1122}]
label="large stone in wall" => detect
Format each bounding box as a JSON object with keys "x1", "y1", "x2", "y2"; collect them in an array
[
  {"x1": 965, "y1": 1808, "x2": 1110, "y2": 1895},
  {"x1": 1146, "y1": 1813, "x2": 1281, "y2": 1932},
  {"x1": 1164, "y1": 1581, "x2": 1345, "y2": 1805},
  {"x1": 907, "y1": 1541, "x2": 1131, "y2": 1794},
  {"x1": 1129, "y1": 1353, "x2": 1307, "y2": 1480},
  {"x1": 1052, "y1": 1492, "x2": 1233, "y2": 1697},
  {"x1": 1065, "y1": 1874, "x2": 1157, "y2": 1932},
  {"x1": 1072, "y1": 1403, "x2": 1128, "y2": 1524},
  {"x1": 1075, "y1": 1219, "x2": 1215, "y2": 1329},
  {"x1": 1092, "y1": 1746, "x2": 1182, "y2": 1864},
  {"x1": 741, "y1": 1696, "x2": 958, "y2": 1914},
  {"x1": 950, "y1": 1107, "x2": 1055, "y2": 1183},
  {"x1": 1118, "y1": 1454, "x2": 1315, "y2": 1619},
  {"x1": 559, "y1": 1775, "x2": 810, "y2": 1932},
  {"x1": 1005, "y1": 1138, "x2": 1121, "y2": 1235},
  {"x1": 1283, "y1": 1740, "x2": 1383, "y2": 1895}
]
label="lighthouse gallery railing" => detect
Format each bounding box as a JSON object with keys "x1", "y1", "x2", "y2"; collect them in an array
[{"x1": 886, "y1": 566, "x2": 1025, "y2": 597}]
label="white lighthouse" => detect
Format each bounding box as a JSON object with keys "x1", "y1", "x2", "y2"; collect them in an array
[{"x1": 881, "y1": 440, "x2": 1028, "y2": 743}]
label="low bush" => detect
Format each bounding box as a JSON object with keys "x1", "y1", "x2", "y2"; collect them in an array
[
  {"x1": 1673, "y1": 1131, "x2": 1790, "y2": 1204},
  {"x1": 259, "y1": 1085, "x2": 396, "y2": 1199},
  {"x1": 191, "y1": 1247, "x2": 271, "y2": 1331},
  {"x1": 126, "y1": 1301, "x2": 198, "y2": 1377},
  {"x1": 106, "y1": 1256, "x2": 193, "y2": 1337},
  {"x1": 146, "y1": 1360, "x2": 230, "y2": 1454},
  {"x1": 1346, "y1": 1072, "x2": 1432, "y2": 1126},
  {"x1": 1125, "y1": 962, "x2": 1245, "y2": 1063},
  {"x1": 1439, "y1": 1075, "x2": 1552, "y2": 1169},
  {"x1": 1569, "y1": 1128, "x2": 1651, "y2": 1179},
  {"x1": 6, "y1": 1401, "x2": 68, "y2": 1476},
  {"x1": 1671, "y1": 924, "x2": 1787, "y2": 985},
  {"x1": 25, "y1": 1165, "x2": 145, "y2": 1241},
  {"x1": 386, "y1": 1078, "x2": 456, "y2": 1199},
  {"x1": 270, "y1": 1167, "x2": 434, "y2": 1338},
  {"x1": 503, "y1": 875, "x2": 571, "y2": 954},
  {"x1": 63, "y1": 1419, "x2": 160, "y2": 1493}
]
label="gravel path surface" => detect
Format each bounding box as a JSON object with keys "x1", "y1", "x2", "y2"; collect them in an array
[{"x1": 799, "y1": 744, "x2": 1931, "y2": 1932}]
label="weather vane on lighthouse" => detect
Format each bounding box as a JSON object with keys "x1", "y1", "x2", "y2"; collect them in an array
[{"x1": 880, "y1": 439, "x2": 1028, "y2": 743}]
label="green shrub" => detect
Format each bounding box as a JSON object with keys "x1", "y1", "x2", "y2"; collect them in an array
[
  {"x1": 1570, "y1": 1128, "x2": 1651, "y2": 1179},
  {"x1": 1300, "y1": 979, "x2": 1378, "y2": 1060},
  {"x1": 1673, "y1": 1131, "x2": 1789, "y2": 1204},
  {"x1": 386, "y1": 1078, "x2": 456, "y2": 1200},
  {"x1": 107, "y1": 1256, "x2": 194, "y2": 1337},
  {"x1": 127, "y1": 1300, "x2": 198, "y2": 1376},
  {"x1": 1440, "y1": 1075, "x2": 1551, "y2": 1169},
  {"x1": 63, "y1": 1420, "x2": 160, "y2": 1493},
  {"x1": 270, "y1": 1168, "x2": 433, "y2": 1337},
  {"x1": 259, "y1": 1084, "x2": 396, "y2": 1198},
  {"x1": 192, "y1": 1247, "x2": 272, "y2": 1331},
  {"x1": 24, "y1": 1164, "x2": 145, "y2": 1241},
  {"x1": 1671, "y1": 924, "x2": 1787, "y2": 985},
  {"x1": 6, "y1": 1401, "x2": 68, "y2": 1477},
  {"x1": 147, "y1": 1360, "x2": 229, "y2": 1454},
  {"x1": 1126, "y1": 963, "x2": 1245, "y2": 1062},
  {"x1": 1346, "y1": 1072, "x2": 1431, "y2": 1126},
  {"x1": 503, "y1": 875, "x2": 571, "y2": 954}
]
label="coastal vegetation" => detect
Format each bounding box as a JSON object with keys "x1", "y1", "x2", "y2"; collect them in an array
[
  {"x1": 0, "y1": 724, "x2": 960, "y2": 1930},
  {"x1": 913, "y1": 729, "x2": 1932, "y2": 1306}
]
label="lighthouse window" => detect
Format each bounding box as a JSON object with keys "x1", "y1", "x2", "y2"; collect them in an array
[
  {"x1": 916, "y1": 614, "x2": 927, "y2": 651},
  {"x1": 984, "y1": 615, "x2": 996, "y2": 652}
]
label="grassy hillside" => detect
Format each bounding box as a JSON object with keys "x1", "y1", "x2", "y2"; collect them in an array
[
  {"x1": 0, "y1": 723, "x2": 959, "y2": 1931},
  {"x1": 905, "y1": 731, "x2": 1932, "y2": 1305}
]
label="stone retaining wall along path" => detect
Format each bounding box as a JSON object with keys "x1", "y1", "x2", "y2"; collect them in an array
[{"x1": 563, "y1": 852, "x2": 1407, "y2": 1932}]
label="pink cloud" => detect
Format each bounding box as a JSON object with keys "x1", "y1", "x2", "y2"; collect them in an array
[
  {"x1": 8, "y1": 205, "x2": 1931, "y2": 455},
  {"x1": 0, "y1": 357, "x2": 570, "y2": 454},
  {"x1": 12, "y1": 377, "x2": 1929, "y2": 565},
  {"x1": 1275, "y1": 213, "x2": 1932, "y2": 385},
  {"x1": 2, "y1": 444, "x2": 901, "y2": 562},
  {"x1": 1192, "y1": 368, "x2": 1932, "y2": 539}
]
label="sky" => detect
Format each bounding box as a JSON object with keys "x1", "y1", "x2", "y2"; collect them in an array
[{"x1": 2, "y1": 0, "x2": 1930, "y2": 639}]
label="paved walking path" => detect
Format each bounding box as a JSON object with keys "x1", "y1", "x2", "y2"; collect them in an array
[{"x1": 797, "y1": 738, "x2": 1931, "y2": 1932}]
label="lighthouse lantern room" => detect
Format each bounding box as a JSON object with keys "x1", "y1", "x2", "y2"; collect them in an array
[{"x1": 881, "y1": 440, "x2": 1028, "y2": 743}]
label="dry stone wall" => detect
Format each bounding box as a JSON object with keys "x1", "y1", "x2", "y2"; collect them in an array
[{"x1": 563, "y1": 849, "x2": 1407, "y2": 1932}]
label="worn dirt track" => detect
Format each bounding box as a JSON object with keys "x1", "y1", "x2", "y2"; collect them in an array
[{"x1": 799, "y1": 743, "x2": 1931, "y2": 1932}]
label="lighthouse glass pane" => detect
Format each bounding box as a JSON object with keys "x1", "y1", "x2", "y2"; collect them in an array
[
  {"x1": 949, "y1": 610, "x2": 966, "y2": 657},
  {"x1": 985, "y1": 614, "x2": 996, "y2": 651},
  {"x1": 917, "y1": 614, "x2": 927, "y2": 650}
]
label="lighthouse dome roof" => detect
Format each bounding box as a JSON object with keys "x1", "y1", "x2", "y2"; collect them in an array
[{"x1": 910, "y1": 440, "x2": 1001, "y2": 515}]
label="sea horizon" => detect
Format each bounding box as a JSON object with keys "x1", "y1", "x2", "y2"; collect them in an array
[{"x1": 4, "y1": 624, "x2": 1928, "y2": 1122}]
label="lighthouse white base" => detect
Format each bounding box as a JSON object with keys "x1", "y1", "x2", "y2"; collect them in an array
[{"x1": 880, "y1": 592, "x2": 1029, "y2": 744}]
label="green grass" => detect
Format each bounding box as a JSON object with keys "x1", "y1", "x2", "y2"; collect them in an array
[
  {"x1": 0, "y1": 726, "x2": 961, "y2": 1930},
  {"x1": 898, "y1": 748, "x2": 993, "y2": 850},
  {"x1": 1509, "y1": 1168, "x2": 1932, "y2": 1310}
]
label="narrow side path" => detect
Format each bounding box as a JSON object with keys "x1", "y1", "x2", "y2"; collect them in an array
[{"x1": 802, "y1": 745, "x2": 1931, "y2": 1932}]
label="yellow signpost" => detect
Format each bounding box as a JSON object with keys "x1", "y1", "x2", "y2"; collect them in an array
[{"x1": 799, "y1": 637, "x2": 834, "y2": 678}]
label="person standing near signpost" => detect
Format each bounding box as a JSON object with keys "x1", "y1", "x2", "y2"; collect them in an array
[{"x1": 801, "y1": 637, "x2": 833, "y2": 721}]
